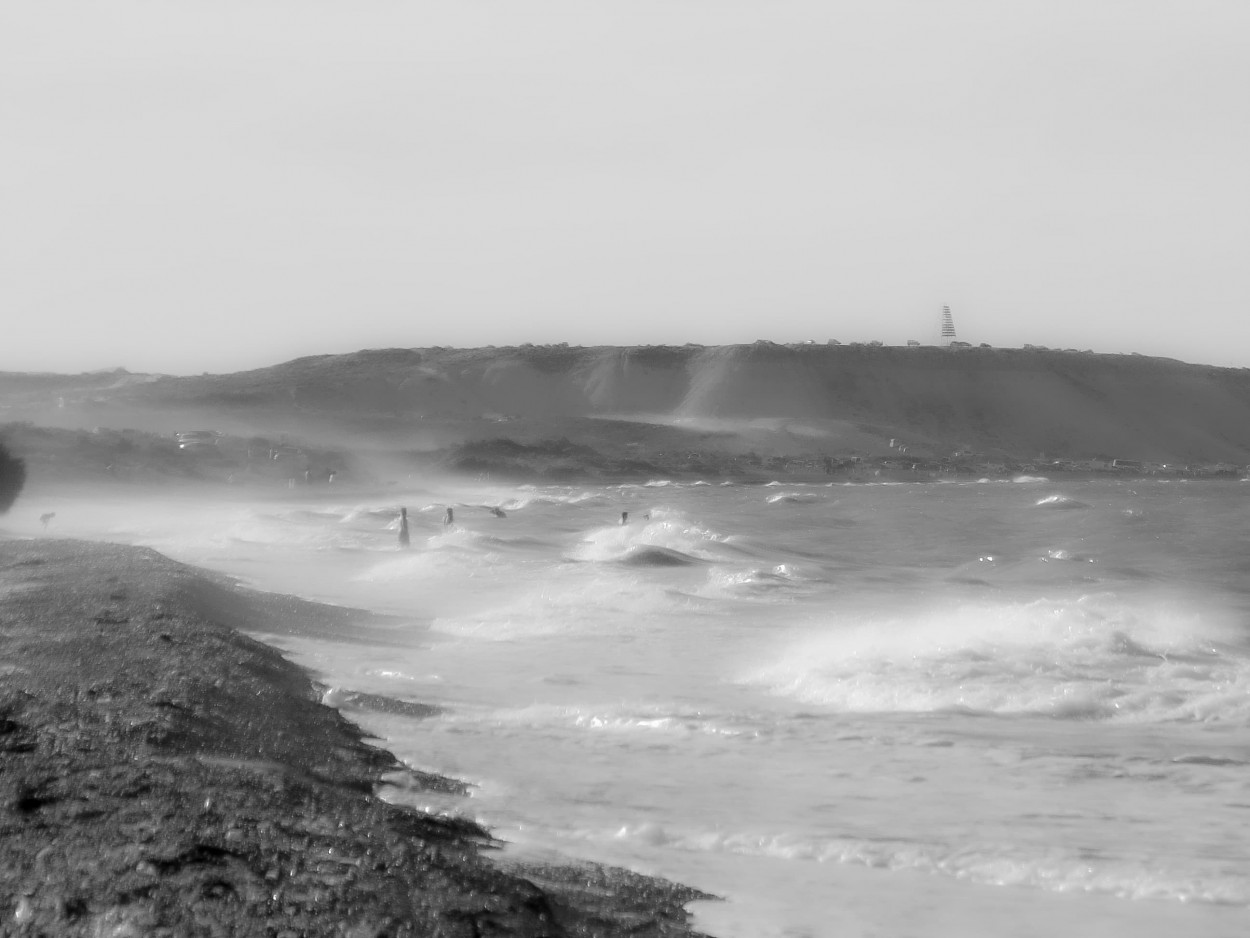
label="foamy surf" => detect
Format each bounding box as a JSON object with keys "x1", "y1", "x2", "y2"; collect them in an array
[
  {"x1": 600, "y1": 822, "x2": 1250, "y2": 904},
  {"x1": 700, "y1": 564, "x2": 814, "y2": 600},
  {"x1": 1034, "y1": 494, "x2": 1091, "y2": 509},
  {"x1": 23, "y1": 477, "x2": 1250, "y2": 938},
  {"x1": 566, "y1": 510, "x2": 732, "y2": 564},
  {"x1": 765, "y1": 492, "x2": 823, "y2": 505},
  {"x1": 742, "y1": 592, "x2": 1249, "y2": 721}
]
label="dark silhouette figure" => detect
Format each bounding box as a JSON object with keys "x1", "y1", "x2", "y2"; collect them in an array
[
  {"x1": 0, "y1": 442, "x2": 25, "y2": 515},
  {"x1": 398, "y1": 507, "x2": 409, "y2": 548},
  {"x1": 444, "y1": 507, "x2": 454, "y2": 526},
  {"x1": 620, "y1": 511, "x2": 629, "y2": 525},
  {"x1": 489, "y1": 506, "x2": 507, "y2": 518},
  {"x1": 40, "y1": 512, "x2": 55, "y2": 529}
]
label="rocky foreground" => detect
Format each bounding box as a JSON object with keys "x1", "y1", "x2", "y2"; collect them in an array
[{"x1": 0, "y1": 539, "x2": 712, "y2": 937}]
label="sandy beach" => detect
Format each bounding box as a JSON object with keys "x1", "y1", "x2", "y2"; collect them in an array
[{"x1": 0, "y1": 537, "x2": 711, "y2": 937}]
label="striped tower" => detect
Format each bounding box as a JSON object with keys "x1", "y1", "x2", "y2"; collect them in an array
[{"x1": 939, "y1": 305, "x2": 957, "y2": 346}]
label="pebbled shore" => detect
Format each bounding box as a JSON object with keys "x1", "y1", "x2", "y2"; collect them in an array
[{"x1": 0, "y1": 538, "x2": 713, "y2": 937}]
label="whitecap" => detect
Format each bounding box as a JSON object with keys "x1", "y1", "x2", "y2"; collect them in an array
[
  {"x1": 1034, "y1": 494, "x2": 1090, "y2": 509},
  {"x1": 766, "y1": 492, "x2": 822, "y2": 505},
  {"x1": 740, "y1": 592, "x2": 1250, "y2": 722}
]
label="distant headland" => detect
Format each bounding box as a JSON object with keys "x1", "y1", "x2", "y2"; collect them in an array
[{"x1": 4, "y1": 343, "x2": 1250, "y2": 486}]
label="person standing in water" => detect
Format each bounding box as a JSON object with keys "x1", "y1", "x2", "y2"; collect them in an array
[
  {"x1": 398, "y1": 507, "x2": 410, "y2": 547},
  {"x1": 444, "y1": 507, "x2": 454, "y2": 526},
  {"x1": 620, "y1": 511, "x2": 629, "y2": 525}
]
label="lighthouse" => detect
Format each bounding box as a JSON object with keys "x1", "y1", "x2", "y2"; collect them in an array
[{"x1": 939, "y1": 305, "x2": 957, "y2": 346}]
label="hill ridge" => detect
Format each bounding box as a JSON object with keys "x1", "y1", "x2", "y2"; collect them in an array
[{"x1": 4, "y1": 344, "x2": 1250, "y2": 463}]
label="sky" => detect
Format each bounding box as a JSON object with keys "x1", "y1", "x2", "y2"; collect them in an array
[{"x1": 3, "y1": 1, "x2": 1249, "y2": 375}]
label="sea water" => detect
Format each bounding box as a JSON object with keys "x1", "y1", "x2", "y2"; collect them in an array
[{"x1": 16, "y1": 478, "x2": 1250, "y2": 937}]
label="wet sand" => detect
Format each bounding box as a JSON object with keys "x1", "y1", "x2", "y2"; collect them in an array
[{"x1": 0, "y1": 538, "x2": 711, "y2": 936}]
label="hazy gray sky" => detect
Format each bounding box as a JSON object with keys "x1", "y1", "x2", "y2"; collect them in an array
[{"x1": 4, "y1": 1, "x2": 1248, "y2": 374}]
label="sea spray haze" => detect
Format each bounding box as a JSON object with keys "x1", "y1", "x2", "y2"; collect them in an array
[{"x1": 14, "y1": 475, "x2": 1250, "y2": 937}]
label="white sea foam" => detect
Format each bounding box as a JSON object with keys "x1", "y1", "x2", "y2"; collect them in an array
[
  {"x1": 500, "y1": 490, "x2": 611, "y2": 511},
  {"x1": 567, "y1": 511, "x2": 731, "y2": 564},
  {"x1": 743, "y1": 593, "x2": 1250, "y2": 721},
  {"x1": 460, "y1": 702, "x2": 750, "y2": 739},
  {"x1": 700, "y1": 564, "x2": 812, "y2": 600},
  {"x1": 599, "y1": 824, "x2": 1250, "y2": 904},
  {"x1": 765, "y1": 492, "x2": 823, "y2": 505},
  {"x1": 1034, "y1": 494, "x2": 1091, "y2": 509}
]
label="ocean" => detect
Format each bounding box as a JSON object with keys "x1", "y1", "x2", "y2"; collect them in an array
[{"x1": 20, "y1": 476, "x2": 1250, "y2": 937}]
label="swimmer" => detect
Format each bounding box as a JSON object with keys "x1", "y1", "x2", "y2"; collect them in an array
[
  {"x1": 444, "y1": 507, "x2": 454, "y2": 526},
  {"x1": 398, "y1": 507, "x2": 409, "y2": 548},
  {"x1": 39, "y1": 512, "x2": 55, "y2": 529},
  {"x1": 620, "y1": 511, "x2": 629, "y2": 525},
  {"x1": 489, "y1": 506, "x2": 507, "y2": 518}
]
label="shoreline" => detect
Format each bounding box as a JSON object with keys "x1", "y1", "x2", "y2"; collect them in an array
[{"x1": 0, "y1": 537, "x2": 713, "y2": 936}]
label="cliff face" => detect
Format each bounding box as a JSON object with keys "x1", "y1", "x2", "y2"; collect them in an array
[{"x1": 7, "y1": 345, "x2": 1250, "y2": 463}]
